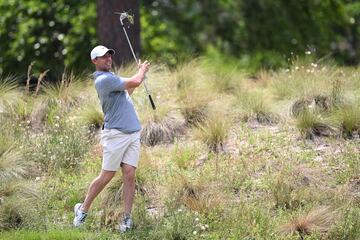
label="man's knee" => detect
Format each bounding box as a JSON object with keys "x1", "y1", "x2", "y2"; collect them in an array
[
  {"x1": 122, "y1": 164, "x2": 136, "y2": 182},
  {"x1": 99, "y1": 170, "x2": 116, "y2": 184}
]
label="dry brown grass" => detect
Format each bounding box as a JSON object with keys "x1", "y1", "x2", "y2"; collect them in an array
[
  {"x1": 279, "y1": 206, "x2": 338, "y2": 239},
  {"x1": 168, "y1": 174, "x2": 225, "y2": 215},
  {"x1": 141, "y1": 116, "x2": 186, "y2": 146}
]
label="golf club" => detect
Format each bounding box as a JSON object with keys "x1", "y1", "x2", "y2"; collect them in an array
[{"x1": 115, "y1": 12, "x2": 156, "y2": 110}]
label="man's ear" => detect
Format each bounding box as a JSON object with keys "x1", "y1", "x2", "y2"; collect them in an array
[{"x1": 91, "y1": 59, "x2": 97, "y2": 64}]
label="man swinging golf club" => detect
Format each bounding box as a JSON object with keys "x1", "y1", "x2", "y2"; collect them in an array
[{"x1": 73, "y1": 45, "x2": 150, "y2": 232}]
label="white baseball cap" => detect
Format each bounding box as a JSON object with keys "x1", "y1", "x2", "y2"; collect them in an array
[{"x1": 90, "y1": 45, "x2": 115, "y2": 60}]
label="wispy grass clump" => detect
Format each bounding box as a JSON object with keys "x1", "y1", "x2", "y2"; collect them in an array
[
  {"x1": 0, "y1": 184, "x2": 41, "y2": 230},
  {"x1": 209, "y1": 70, "x2": 243, "y2": 94},
  {"x1": 291, "y1": 95, "x2": 332, "y2": 117},
  {"x1": 0, "y1": 146, "x2": 42, "y2": 231},
  {"x1": 332, "y1": 104, "x2": 360, "y2": 138},
  {"x1": 279, "y1": 206, "x2": 337, "y2": 239},
  {"x1": 196, "y1": 112, "x2": 230, "y2": 153},
  {"x1": 0, "y1": 148, "x2": 28, "y2": 183},
  {"x1": 141, "y1": 116, "x2": 186, "y2": 146},
  {"x1": 78, "y1": 102, "x2": 104, "y2": 130},
  {"x1": 296, "y1": 110, "x2": 335, "y2": 139},
  {"x1": 166, "y1": 174, "x2": 224, "y2": 216},
  {"x1": 43, "y1": 71, "x2": 86, "y2": 105},
  {"x1": 234, "y1": 90, "x2": 279, "y2": 124},
  {"x1": 172, "y1": 143, "x2": 199, "y2": 170},
  {"x1": 0, "y1": 75, "x2": 19, "y2": 112},
  {"x1": 0, "y1": 76, "x2": 34, "y2": 122}
]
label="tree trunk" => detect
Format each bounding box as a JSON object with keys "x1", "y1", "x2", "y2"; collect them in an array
[{"x1": 97, "y1": 0, "x2": 140, "y2": 66}]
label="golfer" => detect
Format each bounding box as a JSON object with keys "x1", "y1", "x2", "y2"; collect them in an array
[{"x1": 73, "y1": 45, "x2": 150, "y2": 232}]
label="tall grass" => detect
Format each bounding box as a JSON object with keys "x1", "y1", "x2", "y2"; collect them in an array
[
  {"x1": 175, "y1": 60, "x2": 213, "y2": 125},
  {"x1": 42, "y1": 72, "x2": 86, "y2": 105},
  {"x1": 0, "y1": 75, "x2": 19, "y2": 110},
  {"x1": 271, "y1": 62, "x2": 342, "y2": 100},
  {"x1": 234, "y1": 90, "x2": 279, "y2": 124},
  {"x1": 1, "y1": 58, "x2": 360, "y2": 239}
]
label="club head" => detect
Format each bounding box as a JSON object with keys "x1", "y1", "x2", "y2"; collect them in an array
[{"x1": 114, "y1": 12, "x2": 132, "y2": 23}]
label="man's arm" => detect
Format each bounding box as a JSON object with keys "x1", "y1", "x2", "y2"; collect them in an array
[
  {"x1": 123, "y1": 60, "x2": 150, "y2": 93},
  {"x1": 121, "y1": 77, "x2": 135, "y2": 95}
]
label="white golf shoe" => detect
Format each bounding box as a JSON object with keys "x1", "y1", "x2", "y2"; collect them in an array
[
  {"x1": 73, "y1": 203, "x2": 87, "y2": 227},
  {"x1": 119, "y1": 215, "x2": 133, "y2": 232}
]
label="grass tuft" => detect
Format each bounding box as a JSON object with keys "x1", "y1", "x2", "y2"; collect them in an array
[
  {"x1": 279, "y1": 206, "x2": 337, "y2": 239},
  {"x1": 141, "y1": 116, "x2": 185, "y2": 146},
  {"x1": 196, "y1": 112, "x2": 230, "y2": 153},
  {"x1": 296, "y1": 110, "x2": 336, "y2": 139}
]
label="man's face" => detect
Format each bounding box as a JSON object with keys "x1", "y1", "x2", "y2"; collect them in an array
[{"x1": 92, "y1": 52, "x2": 113, "y2": 71}]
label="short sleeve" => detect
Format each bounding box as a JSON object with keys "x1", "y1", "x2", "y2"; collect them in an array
[{"x1": 104, "y1": 74, "x2": 125, "y2": 92}]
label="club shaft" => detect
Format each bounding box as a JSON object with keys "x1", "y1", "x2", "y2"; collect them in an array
[
  {"x1": 119, "y1": 17, "x2": 156, "y2": 110},
  {"x1": 120, "y1": 20, "x2": 138, "y2": 63},
  {"x1": 120, "y1": 20, "x2": 150, "y2": 93}
]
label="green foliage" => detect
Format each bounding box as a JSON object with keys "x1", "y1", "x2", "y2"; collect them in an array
[
  {"x1": 142, "y1": 0, "x2": 359, "y2": 67},
  {"x1": 0, "y1": 1, "x2": 96, "y2": 77},
  {"x1": 0, "y1": 229, "x2": 115, "y2": 240},
  {"x1": 1, "y1": 59, "x2": 360, "y2": 239},
  {"x1": 1, "y1": 0, "x2": 358, "y2": 76}
]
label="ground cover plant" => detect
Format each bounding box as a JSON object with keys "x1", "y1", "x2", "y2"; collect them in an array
[{"x1": 0, "y1": 58, "x2": 360, "y2": 239}]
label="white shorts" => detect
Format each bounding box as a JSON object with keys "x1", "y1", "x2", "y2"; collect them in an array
[{"x1": 101, "y1": 129, "x2": 141, "y2": 171}]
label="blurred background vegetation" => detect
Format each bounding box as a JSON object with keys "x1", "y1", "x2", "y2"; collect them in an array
[{"x1": 0, "y1": 0, "x2": 359, "y2": 80}]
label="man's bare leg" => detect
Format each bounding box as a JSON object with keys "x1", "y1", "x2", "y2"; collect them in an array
[
  {"x1": 121, "y1": 163, "x2": 136, "y2": 216},
  {"x1": 81, "y1": 170, "x2": 116, "y2": 212}
]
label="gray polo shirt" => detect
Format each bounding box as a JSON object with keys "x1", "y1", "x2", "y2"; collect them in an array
[{"x1": 94, "y1": 71, "x2": 141, "y2": 133}]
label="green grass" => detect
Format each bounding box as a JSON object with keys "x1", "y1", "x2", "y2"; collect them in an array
[
  {"x1": 0, "y1": 229, "x2": 116, "y2": 240},
  {"x1": 1, "y1": 59, "x2": 360, "y2": 239}
]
